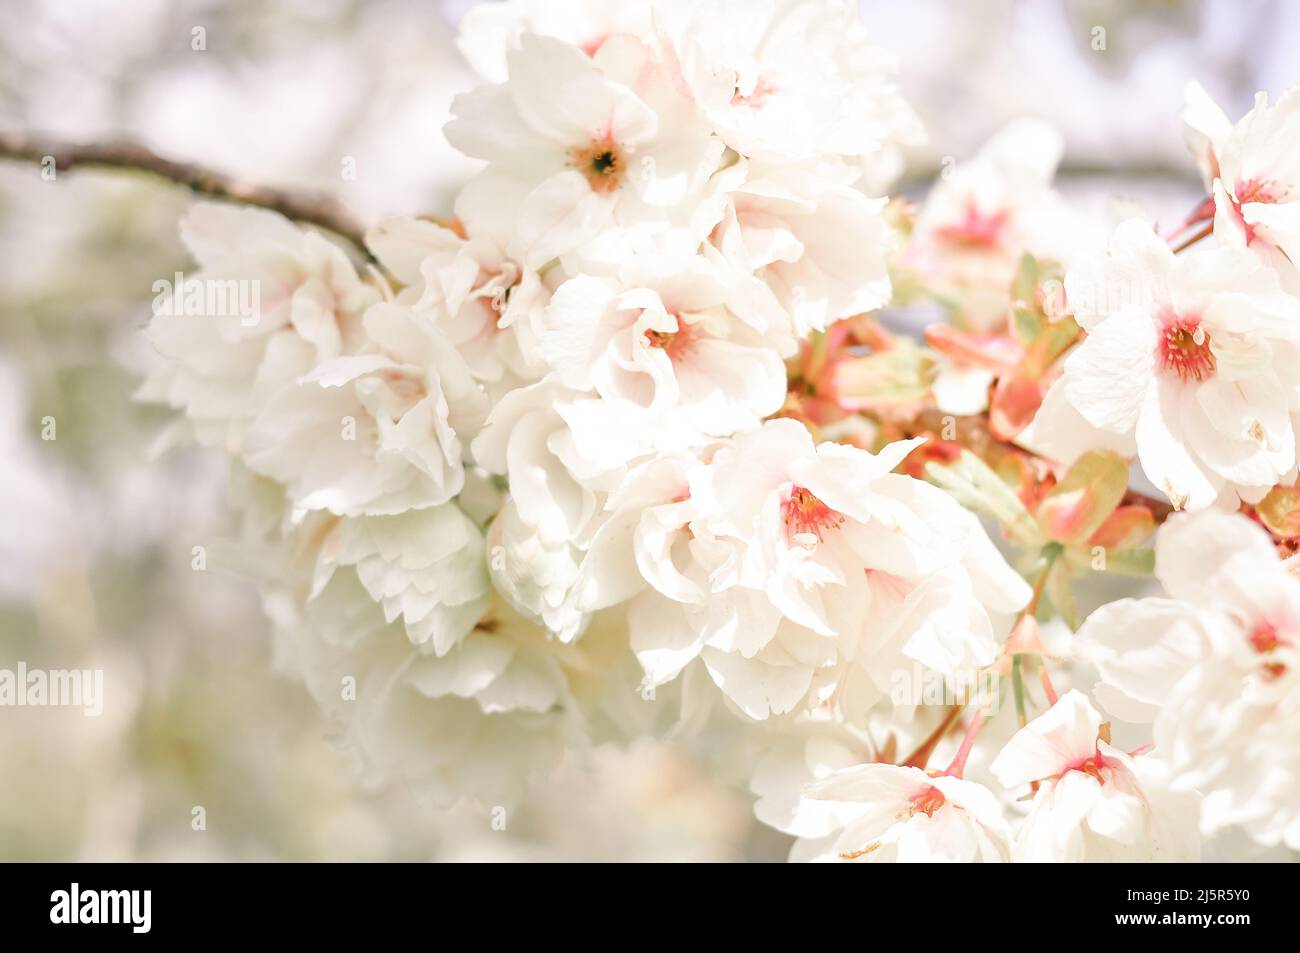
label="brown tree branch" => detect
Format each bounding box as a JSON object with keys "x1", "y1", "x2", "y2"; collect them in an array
[{"x1": 0, "y1": 132, "x2": 371, "y2": 257}]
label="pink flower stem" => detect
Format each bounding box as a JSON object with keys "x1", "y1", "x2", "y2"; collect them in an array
[
  {"x1": 943, "y1": 708, "x2": 986, "y2": 778},
  {"x1": 1163, "y1": 195, "x2": 1215, "y2": 243},
  {"x1": 1038, "y1": 664, "x2": 1058, "y2": 706},
  {"x1": 901, "y1": 704, "x2": 964, "y2": 769}
]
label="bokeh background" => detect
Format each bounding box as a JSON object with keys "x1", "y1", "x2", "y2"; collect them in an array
[{"x1": 1, "y1": 0, "x2": 1296, "y2": 861}]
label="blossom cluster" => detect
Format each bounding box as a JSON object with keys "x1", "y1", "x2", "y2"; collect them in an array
[{"x1": 138, "y1": 0, "x2": 1300, "y2": 861}]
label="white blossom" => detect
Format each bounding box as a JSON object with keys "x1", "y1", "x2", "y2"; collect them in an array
[
  {"x1": 1183, "y1": 83, "x2": 1300, "y2": 292},
  {"x1": 365, "y1": 216, "x2": 553, "y2": 397},
  {"x1": 138, "y1": 202, "x2": 379, "y2": 450},
  {"x1": 1076, "y1": 511, "x2": 1300, "y2": 849},
  {"x1": 1025, "y1": 218, "x2": 1300, "y2": 509},
  {"x1": 311, "y1": 504, "x2": 490, "y2": 654},
  {"x1": 244, "y1": 302, "x2": 488, "y2": 518},
  {"x1": 655, "y1": 0, "x2": 922, "y2": 168},
  {"x1": 456, "y1": 0, "x2": 654, "y2": 83},
  {"x1": 990, "y1": 690, "x2": 1199, "y2": 862},
  {"x1": 445, "y1": 32, "x2": 724, "y2": 268},
  {"x1": 708, "y1": 157, "x2": 895, "y2": 337},
  {"x1": 537, "y1": 254, "x2": 788, "y2": 449},
  {"x1": 907, "y1": 119, "x2": 1096, "y2": 331},
  {"x1": 131, "y1": 0, "x2": 1299, "y2": 856},
  {"x1": 796, "y1": 763, "x2": 1011, "y2": 862},
  {"x1": 623, "y1": 418, "x2": 1030, "y2": 720}
]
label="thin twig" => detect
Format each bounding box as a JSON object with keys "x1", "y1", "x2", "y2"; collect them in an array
[
  {"x1": 0, "y1": 132, "x2": 371, "y2": 257},
  {"x1": 1169, "y1": 222, "x2": 1214, "y2": 254},
  {"x1": 901, "y1": 703, "x2": 964, "y2": 769}
]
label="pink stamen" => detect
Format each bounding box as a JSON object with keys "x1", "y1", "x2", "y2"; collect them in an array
[
  {"x1": 1236, "y1": 177, "x2": 1286, "y2": 206},
  {"x1": 1231, "y1": 177, "x2": 1287, "y2": 246},
  {"x1": 1157, "y1": 313, "x2": 1216, "y2": 383},
  {"x1": 783, "y1": 485, "x2": 845, "y2": 541},
  {"x1": 1060, "y1": 748, "x2": 1116, "y2": 784},
  {"x1": 1249, "y1": 620, "x2": 1285, "y2": 654},
  {"x1": 936, "y1": 201, "x2": 1011, "y2": 250},
  {"x1": 1249, "y1": 619, "x2": 1291, "y2": 680},
  {"x1": 907, "y1": 785, "x2": 947, "y2": 818},
  {"x1": 644, "y1": 318, "x2": 697, "y2": 362}
]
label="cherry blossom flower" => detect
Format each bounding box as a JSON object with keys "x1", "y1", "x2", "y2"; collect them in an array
[
  {"x1": 445, "y1": 32, "x2": 724, "y2": 268},
  {"x1": 1026, "y1": 218, "x2": 1300, "y2": 510},
  {"x1": 907, "y1": 120, "x2": 1094, "y2": 332},
  {"x1": 536, "y1": 255, "x2": 788, "y2": 449},
  {"x1": 131, "y1": 0, "x2": 1300, "y2": 849},
  {"x1": 270, "y1": 582, "x2": 589, "y2": 808},
  {"x1": 365, "y1": 216, "x2": 553, "y2": 398},
  {"x1": 1076, "y1": 510, "x2": 1300, "y2": 849},
  {"x1": 623, "y1": 418, "x2": 1030, "y2": 720},
  {"x1": 485, "y1": 497, "x2": 589, "y2": 642},
  {"x1": 311, "y1": 504, "x2": 490, "y2": 654},
  {"x1": 1184, "y1": 84, "x2": 1300, "y2": 291},
  {"x1": 470, "y1": 378, "x2": 634, "y2": 641},
  {"x1": 244, "y1": 302, "x2": 487, "y2": 518},
  {"x1": 707, "y1": 157, "x2": 895, "y2": 338},
  {"x1": 138, "y1": 202, "x2": 379, "y2": 450},
  {"x1": 990, "y1": 690, "x2": 1199, "y2": 861},
  {"x1": 794, "y1": 763, "x2": 1011, "y2": 862},
  {"x1": 470, "y1": 377, "x2": 608, "y2": 547},
  {"x1": 656, "y1": 0, "x2": 922, "y2": 169},
  {"x1": 456, "y1": 0, "x2": 653, "y2": 83}
]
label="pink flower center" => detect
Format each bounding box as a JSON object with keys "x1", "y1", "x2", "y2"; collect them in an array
[
  {"x1": 838, "y1": 785, "x2": 946, "y2": 859},
  {"x1": 1250, "y1": 620, "x2": 1284, "y2": 654},
  {"x1": 1231, "y1": 177, "x2": 1287, "y2": 245},
  {"x1": 907, "y1": 785, "x2": 947, "y2": 818},
  {"x1": 1249, "y1": 619, "x2": 1291, "y2": 681},
  {"x1": 377, "y1": 367, "x2": 424, "y2": 403},
  {"x1": 570, "y1": 136, "x2": 625, "y2": 194},
  {"x1": 936, "y1": 201, "x2": 1011, "y2": 250},
  {"x1": 731, "y1": 75, "x2": 778, "y2": 107},
  {"x1": 783, "y1": 485, "x2": 845, "y2": 542},
  {"x1": 1236, "y1": 177, "x2": 1286, "y2": 206},
  {"x1": 1060, "y1": 748, "x2": 1116, "y2": 784},
  {"x1": 1157, "y1": 314, "x2": 1216, "y2": 383},
  {"x1": 578, "y1": 35, "x2": 609, "y2": 58},
  {"x1": 644, "y1": 317, "x2": 697, "y2": 362}
]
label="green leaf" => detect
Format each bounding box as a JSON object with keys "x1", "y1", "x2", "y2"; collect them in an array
[
  {"x1": 1036, "y1": 450, "x2": 1130, "y2": 545},
  {"x1": 1010, "y1": 253, "x2": 1041, "y2": 308},
  {"x1": 1086, "y1": 547, "x2": 1156, "y2": 576},
  {"x1": 833, "y1": 340, "x2": 936, "y2": 409},
  {"x1": 1012, "y1": 303, "x2": 1044, "y2": 347},
  {"x1": 1044, "y1": 559, "x2": 1078, "y2": 629},
  {"x1": 925, "y1": 450, "x2": 1042, "y2": 548}
]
